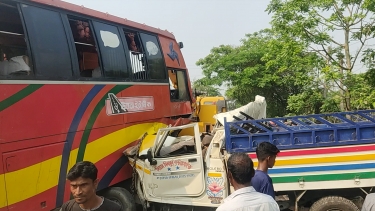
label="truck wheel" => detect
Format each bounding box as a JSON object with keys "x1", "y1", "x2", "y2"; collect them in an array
[
  {"x1": 309, "y1": 196, "x2": 359, "y2": 211},
  {"x1": 102, "y1": 187, "x2": 136, "y2": 211}
]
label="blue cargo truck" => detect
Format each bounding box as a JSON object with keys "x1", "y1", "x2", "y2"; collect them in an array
[{"x1": 224, "y1": 109, "x2": 375, "y2": 210}]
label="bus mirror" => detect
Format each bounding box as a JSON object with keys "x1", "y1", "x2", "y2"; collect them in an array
[
  {"x1": 178, "y1": 42, "x2": 183, "y2": 49},
  {"x1": 147, "y1": 148, "x2": 157, "y2": 165}
]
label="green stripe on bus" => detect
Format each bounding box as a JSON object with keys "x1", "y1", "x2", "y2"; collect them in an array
[
  {"x1": 273, "y1": 171, "x2": 375, "y2": 183},
  {"x1": 76, "y1": 85, "x2": 131, "y2": 162},
  {"x1": 0, "y1": 84, "x2": 43, "y2": 112}
]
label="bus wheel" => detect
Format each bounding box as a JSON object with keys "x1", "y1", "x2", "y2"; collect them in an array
[
  {"x1": 102, "y1": 187, "x2": 136, "y2": 211},
  {"x1": 309, "y1": 196, "x2": 359, "y2": 211}
]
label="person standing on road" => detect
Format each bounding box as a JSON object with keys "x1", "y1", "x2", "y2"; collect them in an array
[
  {"x1": 362, "y1": 193, "x2": 375, "y2": 211},
  {"x1": 59, "y1": 161, "x2": 121, "y2": 211},
  {"x1": 216, "y1": 152, "x2": 279, "y2": 211},
  {"x1": 251, "y1": 141, "x2": 280, "y2": 198}
]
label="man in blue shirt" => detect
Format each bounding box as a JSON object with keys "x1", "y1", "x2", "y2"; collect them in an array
[{"x1": 251, "y1": 142, "x2": 280, "y2": 198}]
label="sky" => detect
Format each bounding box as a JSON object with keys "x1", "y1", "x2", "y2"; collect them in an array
[{"x1": 62, "y1": 0, "x2": 272, "y2": 84}]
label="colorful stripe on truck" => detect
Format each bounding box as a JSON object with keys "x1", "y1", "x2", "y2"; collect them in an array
[{"x1": 248, "y1": 143, "x2": 375, "y2": 191}]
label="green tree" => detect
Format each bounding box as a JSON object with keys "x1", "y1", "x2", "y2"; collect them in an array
[
  {"x1": 364, "y1": 67, "x2": 375, "y2": 87},
  {"x1": 191, "y1": 78, "x2": 221, "y2": 97},
  {"x1": 349, "y1": 73, "x2": 375, "y2": 109},
  {"x1": 287, "y1": 89, "x2": 325, "y2": 115},
  {"x1": 363, "y1": 49, "x2": 375, "y2": 87},
  {"x1": 267, "y1": 0, "x2": 375, "y2": 111},
  {"x1": 196, "y1": 30, "x2": 321, "y2": 117}
]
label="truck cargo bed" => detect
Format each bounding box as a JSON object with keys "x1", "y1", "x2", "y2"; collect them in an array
[{"x1": 224, "y1": 110, "x2": 375, "y2": 153}]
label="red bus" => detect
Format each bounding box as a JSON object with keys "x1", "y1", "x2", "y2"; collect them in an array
[{"x1": 0, "y1": 0, "x2": 194, "y2": 210}]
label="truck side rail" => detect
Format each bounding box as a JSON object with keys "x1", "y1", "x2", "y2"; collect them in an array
[{"x1": 224, "y1": 109, "x2": 375, "y2": 153}]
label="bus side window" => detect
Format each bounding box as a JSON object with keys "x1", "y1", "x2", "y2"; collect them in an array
[
  {"x1": 67, "y1": 17, "x2": 101, "y2": 78},
  {"x1": 0, "y1": 0, "x2": 32, "y2": 77},
  {"x1": 168, "y1": 69, "x2": 190, "y2": 101},
  {"x1": 21, "y1": 4, "x2": 72, "y2": 78},
  {"x1": 92, "y1": 21, "x2": 129, "y2": 79},
  {"x1": 139, "y1": 33, "x2": 166, "y2": 80},
  {"x1": 123, "y1": 30, "x2": 148, "y2": 80}
]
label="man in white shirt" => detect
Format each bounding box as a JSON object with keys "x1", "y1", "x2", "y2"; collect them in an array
[
  {"x1": 362, "y1": 193, "x2": 375, "y2": 211},
  {"x1": 216, "y1": 152, "x2": 280, "y2": 211},
  {"x1": 0, "y1": 55, "x2": 31, "y2": 75}
]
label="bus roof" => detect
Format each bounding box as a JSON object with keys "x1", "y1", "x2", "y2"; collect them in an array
[{"x1": 29, "y1": 0, "x2": 176, "y2": 39}]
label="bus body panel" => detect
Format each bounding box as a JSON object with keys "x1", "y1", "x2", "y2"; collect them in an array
[
  {"x1": 0, "y1": 0, "x2": 194, "y2": 209},
  {"x1": 159, "y1": 35, "x2": 186, "y2": 69},
  {"x1": 0, "y1": 100, "x2": 171, "y2": 210}
]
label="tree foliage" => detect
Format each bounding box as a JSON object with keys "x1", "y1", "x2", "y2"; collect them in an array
[
  {"x1": 195, "y1": 0, "x2": 375, "y2": 116},
  {"x1": 191, "y1": 79, "x2": 221, "y2": 97},
  {"x1": 196, "y1": 30, "x2": 321, "y2": 117},
  {"x1": 267, "y1": 0, "x2": 375, "y2": 111},
  {"x1": 349, "y1": 73, "x2": 375, "y2": 109}
]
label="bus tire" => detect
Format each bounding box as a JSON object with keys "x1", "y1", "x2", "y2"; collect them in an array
[
  {"x1": 102, "y1": 187, "x2": 136, "y2": 211},
  {"x1": 309, "y1": 196, "x2": 359, "y2": 211}
]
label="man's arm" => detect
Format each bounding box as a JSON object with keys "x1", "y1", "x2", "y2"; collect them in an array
[
  {"x1": 260, "y1": 182, "x2": 275, "y2": 198},
  {"x1": 259, "y1": 201, "x2": 280, "y2": 211},
  {"x1": 215, "y1": 205, "x2": 225, "y2": 211},
  {"x1": 269, "y1": 201, "x2": 281, "y2": 211}
]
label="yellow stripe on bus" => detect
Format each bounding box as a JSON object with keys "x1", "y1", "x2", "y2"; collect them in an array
[
  {"x1": 4, "y1": 155, "x2": 63, "y2": 205},
  {"x1": 253, "y1": 153, "x2": 375, "y2": 167},
  {"x1": 0, "y1": 122, "x2": 166, "y2": 208},
  {"x1": 0, "y1": 176, "x2": 7, "y2": 208}
]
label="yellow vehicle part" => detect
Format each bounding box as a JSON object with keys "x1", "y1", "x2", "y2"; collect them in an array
[{"x1": 195, "y1": 96, "x2": 227, "y2": 132}]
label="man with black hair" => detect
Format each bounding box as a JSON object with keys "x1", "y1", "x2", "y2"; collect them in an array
[
  {"x1": 251, "y1": 141, "x2": 280, "y2": 198},
  {"x1": 60, "y1": 161, "x2": 121, "y2": 211},
  {"x1": 216, "y1": 152, "x2": 279, "y2": 211}
]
